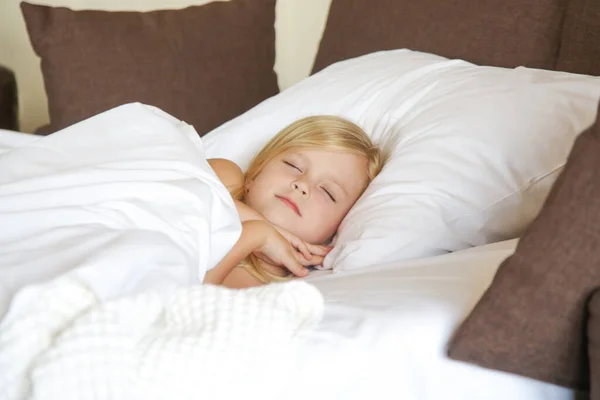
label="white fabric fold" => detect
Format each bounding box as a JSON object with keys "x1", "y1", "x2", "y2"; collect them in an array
[{"x1": 0, "y1": 103, "x2": 241, "y2": 319}]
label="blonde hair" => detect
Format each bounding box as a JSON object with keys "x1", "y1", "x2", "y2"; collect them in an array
[{"x1": 234, "y1": 115, "x2": 385, "y2": 283}]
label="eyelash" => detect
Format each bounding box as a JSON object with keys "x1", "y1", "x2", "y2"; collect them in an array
[
  {"x1": 323, "y1": 188, "x2": 336, "y2": 202},
  {"x1": 284, "y1": 161, "x2": 301, "y2": 172},
  {"x1": 284, "y1": 160, "x2": 336, "y2": 202}
]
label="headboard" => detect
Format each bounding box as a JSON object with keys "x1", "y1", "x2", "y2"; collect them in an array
[
  {"x1": 557, "y1": 0, "x2": 600, "y2": 75},
  {"x1": 2, "y1": 0, "x2": 599, "y2": 133},
  {"x1": 0, "y1": 0, "x2": 332, "y2": 133},
  {"x1": 313, "y1": 0, "x2": 600, "y2": 77}
]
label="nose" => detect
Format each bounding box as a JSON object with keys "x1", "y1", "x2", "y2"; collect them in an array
[{"x1": 292, "y1": 181, "x2": 309, "y2": 197}]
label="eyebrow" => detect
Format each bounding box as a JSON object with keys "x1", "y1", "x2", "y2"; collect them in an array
[{"x1": 293, "y1": 152, "x2": 349, "y2": 197}]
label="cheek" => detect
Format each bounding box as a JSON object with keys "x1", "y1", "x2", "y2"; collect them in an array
[
  {"x1": 305, "y1": 210, "x2": 343, "y2": 243},
  {"x1": 328, "y1": 202, "x2": 357, "y2": 231},
  {"x1": 248, "y1": 172, "x2": 272, "y2": 193},
  {"x1": 309, "y1": 201, "x2": 346, "y2": 228},
  {"x1": 245, "y1": 179, "x2": 268, "y2": 208}
]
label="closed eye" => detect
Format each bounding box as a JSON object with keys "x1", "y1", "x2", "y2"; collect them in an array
[
  {"x1": 283, "y1": 161, "x2": 302, "y2": 172},
  {"x1": 323, "y1": 188, "x2": 336, "y2": 202}
]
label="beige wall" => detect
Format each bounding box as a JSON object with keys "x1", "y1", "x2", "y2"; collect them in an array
[{"x1": 0, "y1": 0, "x2": 331, "y2": 132}]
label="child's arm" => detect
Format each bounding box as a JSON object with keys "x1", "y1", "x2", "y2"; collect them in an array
[
  {"x1": 203, "y1": 220, "x2": 263, "y2": 285},
  {"x1": 203, "y1": 220, "x2": 310, "y2": 285}
]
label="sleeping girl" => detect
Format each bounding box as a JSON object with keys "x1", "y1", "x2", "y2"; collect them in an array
[{"x1": 204, "y1": 115, "x2": 385, "y2": 288}]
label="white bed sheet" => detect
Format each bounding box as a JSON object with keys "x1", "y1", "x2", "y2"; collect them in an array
[
  {"x1": 0, "y1": 129, "x2": 40, "y2": 154},
  {"x1": 293, "y1": 239, "x2": 577, "y2": 400}
]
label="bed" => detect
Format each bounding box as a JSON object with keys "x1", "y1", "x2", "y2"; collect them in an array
[
  {"x1": 299, "y1": 240, "x2": 577, "y2": 400},
  {"x1": 1, "y1": 0, "x2": 600, "y2": 399}
]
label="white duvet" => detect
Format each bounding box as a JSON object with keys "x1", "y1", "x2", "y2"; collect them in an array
[
  {"x1": 0, "y1": 104, "x2": 324, "y2": 399},
  {"x1": 0, "y1": 103, "x2": 242, "y2": 314}
]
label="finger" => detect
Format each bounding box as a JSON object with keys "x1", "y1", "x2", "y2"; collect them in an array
[
  {"x1": 296, "y1": 241, "x2": 313, "y2": 260},
  {"x1": 284, "y1": 253, "x2": 308, "y2": 277},
  {"x1": 306, "y1": 243, "x2": 331, "y2": 256},
  {"x1": 293, "y1": 250, "x2": 314, "y2": 266},
  {"x1": 308, "y1": 254, "x2": 325, "y2": 265},
  {"x1": 294, "y1": 251, "x2": 324, "y2": 267}
]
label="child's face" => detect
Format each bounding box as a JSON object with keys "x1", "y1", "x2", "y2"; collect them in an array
[{"x1": 245, "y1": 149, "x2": 369, "y2": 244}]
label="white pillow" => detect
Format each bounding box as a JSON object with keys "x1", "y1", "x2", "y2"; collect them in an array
[{"x1": 202, "y1": 49, "x2": 600, "y2": 272}]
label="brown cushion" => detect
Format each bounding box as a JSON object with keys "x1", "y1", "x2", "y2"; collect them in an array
[
  {"x1": 0, "y1": 65, "x2": 18, "y2": 131},
  {"x1": 21, "y1": 1, "x2": 278, "y2": 136},
  {"x1": 312, "y1": 0, "x2": 567, "y2": 74},
  {"x1": 588, "y1": 290, "x2": 600, "y2": 400},
  {"x1": 557, "y1": 0, "x2": 600, "y2": 77},
  {"x1": 447, "y1": 102, "x2": 600, "y2": 390}
]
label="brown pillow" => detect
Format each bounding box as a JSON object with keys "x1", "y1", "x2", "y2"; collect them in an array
[
  {"x1": 557, "y1": 0, "x2": 600, "y2": 77},
  {"x1": 447, "y1": 102, "x2": 600, "y2": 390},
  {"x1": 312, "y1": 0, "x2": 567, "y2": 74},
  {"x1": 588, "y1": 290, "x2": 600, "y2": 399},
  {"x1": 21, "y1": 1, "x2": 278, "y2": 136},
  {"x1": 0, "y1": 65, "x2": 18, "y2": 131}
]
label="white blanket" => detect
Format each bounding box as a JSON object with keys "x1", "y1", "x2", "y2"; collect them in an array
[
  {"x1": 0, "y1": 276, "x2": 323, "y2": 400},
  {"x1": 0, "y1": 103, "x2": 241, "y2": 318},
  {"x1": 0, "y1": 104, "x2": 325, "y2": 399}
]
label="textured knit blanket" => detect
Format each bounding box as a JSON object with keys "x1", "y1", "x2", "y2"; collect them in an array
[{"x1": 0, "y1": 276, "x2": 323, "y2": 400}]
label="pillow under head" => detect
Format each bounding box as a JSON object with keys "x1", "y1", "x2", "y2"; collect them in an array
[{"x1": 202, "y1": 49, "x2": 600, "y2": 271}]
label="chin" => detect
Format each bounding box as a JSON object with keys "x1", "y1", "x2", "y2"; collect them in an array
[
  {"x1": 263, "y1": 211, "x2": 330, "y2": 244},
  {"x1": 292, "y1": 227, "x2": 328, "y2": 245},
  {"x1": 263, "y1": 212, "x2": 293, "y2": 232}
]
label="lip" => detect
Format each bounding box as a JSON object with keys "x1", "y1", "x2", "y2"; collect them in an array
[{"x1": 276, "y1": 195, "x2": 301, "y2": 216}]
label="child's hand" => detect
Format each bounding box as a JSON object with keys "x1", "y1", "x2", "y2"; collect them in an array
[
  {"x1": 231, "y1": 199, "x2": 332, "y2": 263},
  {"x1": 249, "y1": 221, "x2": 323, "y2": 277},
  {"x1": 271, "y1": 225, "x2": 332, "y2": 264}
]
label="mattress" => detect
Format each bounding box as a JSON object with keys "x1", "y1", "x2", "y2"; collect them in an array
[{"x1": 290, "y1": 239, "x2": 575, "y2": 400}]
